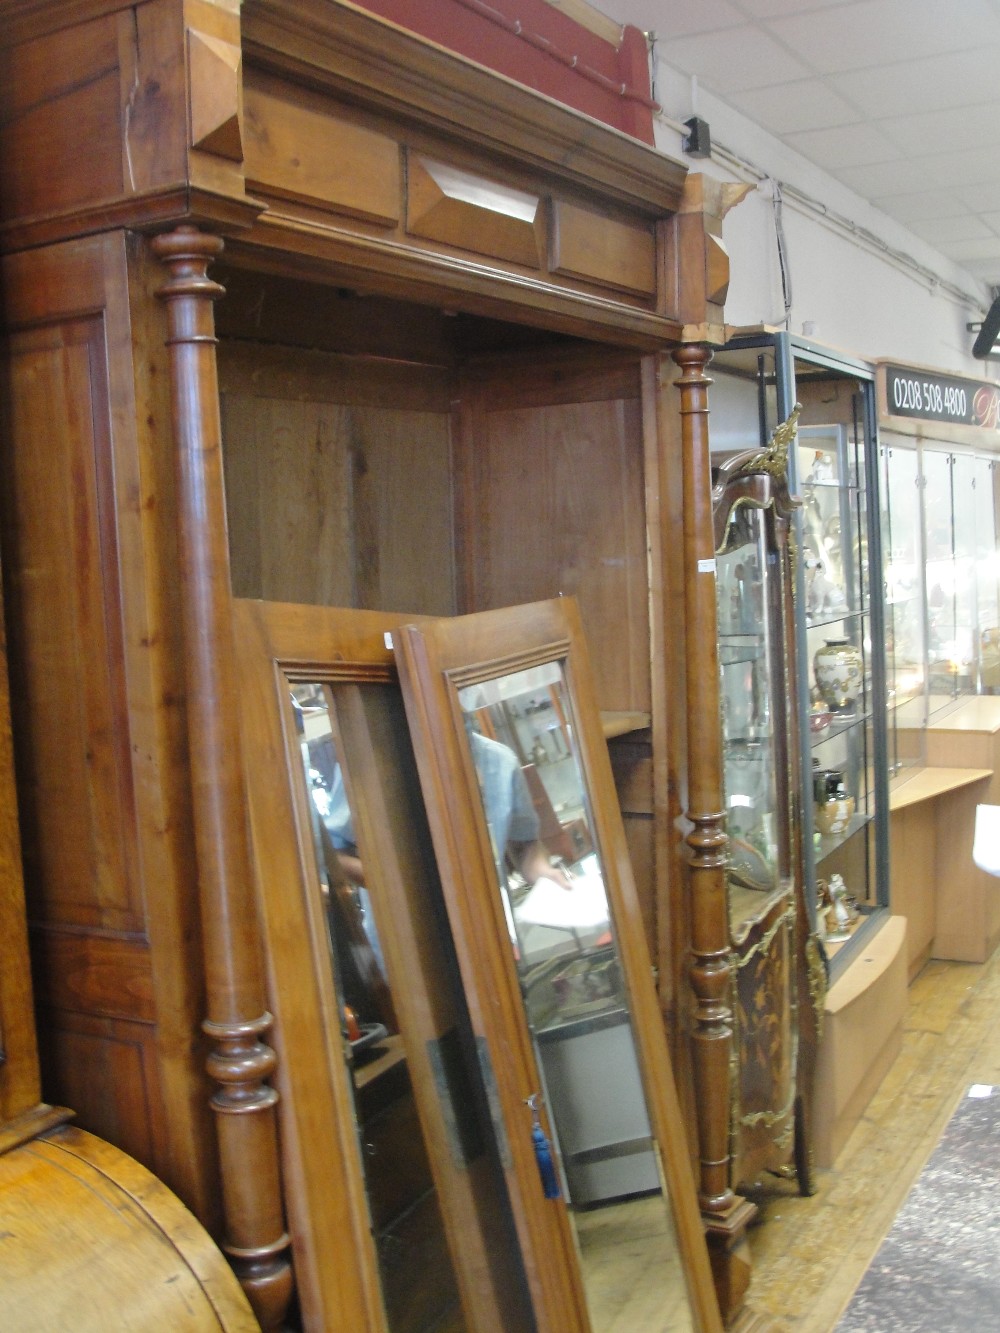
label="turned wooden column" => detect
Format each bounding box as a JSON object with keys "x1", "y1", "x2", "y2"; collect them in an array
[
  {"x1": 673, "y1": 343, "x2": 756, "y2": 1323},
  {"x1": 153, "y1": 225, "x2": 292, "y2": 1330}
]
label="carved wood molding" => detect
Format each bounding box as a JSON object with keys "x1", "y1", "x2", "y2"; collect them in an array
[{"x1": 240, "y1": 0, "x2": 686, "y2": 216}]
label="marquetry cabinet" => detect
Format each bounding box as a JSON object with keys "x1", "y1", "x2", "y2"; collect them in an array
[{"x1": 0, "y1": 0, "x2": 771, "y2": 1326}]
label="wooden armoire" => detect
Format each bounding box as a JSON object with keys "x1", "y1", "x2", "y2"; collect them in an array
[{"x1": 0, "y1": 0, "x2": 792, "y2": 1326}]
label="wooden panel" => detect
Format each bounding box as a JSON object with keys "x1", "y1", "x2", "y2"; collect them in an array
[
  {"x1": 550, "y1": 199, "x2": 656, "y2": 296},
  {"x1": 889, "y1": 802, "x2": 937, "y2": 978},
  {"x1": 2, "y1": 320, "x2": 142, "y2": 931},
  {"x1": 621, "y1": 811, "x2": 655, "y2": 960},
  {"x1": 0, "y1": 15, "x2": 122, "y2": 223},
  {"x1": 38, "y1": 1016, "x2": 163, "y2": 1172},
  {"x1": 221, "y1": 365, "x2": 456, "y2": 614},
  {"x1": 221, "y1": 395, "x2": 355, "y2": 604},
  {"x1": 407, "y1": 154, "x2": 544, "y2": 268},
  {"x1": 0, "y1": 573, "x2": 44, "y2": 1126},
  {"x1": 463, "y1": 392, "x2": 649, "y2": 711},
  {"x1": 31, "y1": 929, "x2": 155, "y2": 1024},
  {"x1": 217, "y1": 336, "x2": 453, "y2": 412},
  {"x1": 243, "y1": 73, "x2": 400, "y2": 225},
  {"x1": 608, "y1": 736, "x2": 653, "y2": 813}
]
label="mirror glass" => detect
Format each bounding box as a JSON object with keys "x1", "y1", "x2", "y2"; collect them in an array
[
  {"x1": 457, "y1": 662, "x2": 695, "y2": 1332},
  {"x1": 292, "y1": 680, "x2": 467, "y2": 1333}
]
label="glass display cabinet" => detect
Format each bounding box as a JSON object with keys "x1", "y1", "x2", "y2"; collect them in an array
[
  {"x1": 711, "y1": 332, "x2": 891, "y2": 983},
  {"x1": 880, "y1": 433, "x2": 1000, "y2": 753}
]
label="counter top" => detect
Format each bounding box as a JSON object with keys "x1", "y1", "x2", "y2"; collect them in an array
[
  {"x1": 889, "y1": 767, "x2": 992, "y2": 811},
  {"x1": 927, "y1": 695, "x2": 1000, "y2": 733}
]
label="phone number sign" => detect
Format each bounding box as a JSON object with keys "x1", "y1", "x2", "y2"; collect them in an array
[{"x1": 884, "y1": 364, "x2": 1000, "y2": 431}]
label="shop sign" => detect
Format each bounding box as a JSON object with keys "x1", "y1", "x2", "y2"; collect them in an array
[{"x1": 883, "y1": 363, "x2": 1000, "y2": 431}]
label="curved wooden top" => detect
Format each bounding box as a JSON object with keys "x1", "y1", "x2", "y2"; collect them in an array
[{"x1": 0, "y1": 1126, "x2": 259, "y2": 1331}]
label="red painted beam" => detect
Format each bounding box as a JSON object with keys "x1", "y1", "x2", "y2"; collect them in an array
[{"x1": 354, "y1": 0, "x2": 657, "y2": 143}]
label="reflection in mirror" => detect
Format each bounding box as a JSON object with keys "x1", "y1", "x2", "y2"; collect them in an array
[
  {"x1": 292, "y1": 681, "x2": 466, "y2": 1333},
  {"x1": 457, "y1": 663, "x2": 695, "y2": 1333}
]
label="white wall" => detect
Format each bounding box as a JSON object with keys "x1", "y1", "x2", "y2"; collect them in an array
[{"x1": 648, "y1": 60, "x2": 999, "y2": 381}]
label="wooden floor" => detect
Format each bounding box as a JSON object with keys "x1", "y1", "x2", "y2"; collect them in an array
[{"x1": 740, "y1": 947, "x2": 1000, "y2": 1332}]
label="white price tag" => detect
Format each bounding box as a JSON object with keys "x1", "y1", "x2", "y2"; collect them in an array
[{"x1": 697, "y1": 558, "x2": 716, "y2": 575}]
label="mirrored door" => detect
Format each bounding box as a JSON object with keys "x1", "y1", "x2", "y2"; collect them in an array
[
  {"x1": 395, "y1": 597, "x2": 722, "y2": 1333},
  {"x1": 234, "y1": 601, "x2": 534, "y2": 1332}
]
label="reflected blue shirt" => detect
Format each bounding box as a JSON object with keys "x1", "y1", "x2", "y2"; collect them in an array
[{"x1": 471, "y1": 731, "x2": 539, "y2": 865}]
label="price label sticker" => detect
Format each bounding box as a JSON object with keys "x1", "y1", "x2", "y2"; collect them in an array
[{"x1": 697, "y1": 558, "x2": 716, "y2": 575}]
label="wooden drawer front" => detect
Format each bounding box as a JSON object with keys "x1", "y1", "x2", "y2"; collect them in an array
[
  {"x1": 550, "y1": 199, "x2": 657, "y2": 296},
  {"x1": 244, "y1": 76, "x2": 401, "y2": 226},
  {"x1": 407, "y1": 155, "x2": 544, "y2": 269}
]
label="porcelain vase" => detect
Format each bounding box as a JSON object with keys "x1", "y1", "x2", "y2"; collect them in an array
[{"x1": 813, "y1": 638, "x2": 863, "y2": 710}]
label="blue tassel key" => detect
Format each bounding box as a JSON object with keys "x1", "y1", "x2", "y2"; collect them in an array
[{"x1": 526, "y1": 1093, "x2": 561, "y2": 1199}]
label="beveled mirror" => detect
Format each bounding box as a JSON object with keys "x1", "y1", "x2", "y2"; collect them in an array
[
  {"x1": 233, "y1": 600, "x2": 534, "y2": 1332},
  {"x1": 394, "y1": 597, "x2": 722, "y2": 1333}
]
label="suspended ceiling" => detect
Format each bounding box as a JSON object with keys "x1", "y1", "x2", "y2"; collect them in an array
[{"x1": 595, "y1": 0, "x2": 1000, "y2": 290}]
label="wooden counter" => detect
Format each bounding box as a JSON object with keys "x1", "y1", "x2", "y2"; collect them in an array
[
  {"x1": 813, "y1": 914, "x2": 907, "y2": 1168},
  {"x1": 889, "y1": 756, "x2": 996, "y2": 976}
]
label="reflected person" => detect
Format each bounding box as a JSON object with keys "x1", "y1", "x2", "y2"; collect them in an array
[{"x1": 467, "y1": 725, "x2": 572, "y2": 891}]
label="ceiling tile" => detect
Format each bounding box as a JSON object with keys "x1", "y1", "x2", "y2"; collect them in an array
[
  {"x1": 728, "y1": 79, "x2": 859, "y2": 133},
  {"x1": 784, "y1": 122, "x2": 899, "y2": 170},
  {"x1": 934, "y1": 236, "x2": 1000, "y2": 262},
  {"x1": 831, "y1": 47, "x2": 1000, "y2": 117},
  {"x1": 959, "y1": 185, "x2": 1000, "y2": 213},
  {"x1": 766, "y1": 0, "x2": 1000, "y2": 75},
  {"x1": 878, "y1": 105, "x2": 1000, "y2": 157},
  {"x1": 598, "y1": 0, "x2": 744, "y2": 38},
  {"x1": 907, "y1": 216, "x2": 996, "y2": 246},
  {"x1": 735, "y1": 0, "x2": 846, "y2": 15},
  {"x1": 840, "y1": 145, "x2": 1000, "y2": 199},
  {"x1": 873, "y1": 191, "x2": 973, "y2": 224},
  {"x1": 654, "y1": 26, "x2": 810, "y2": 91}
]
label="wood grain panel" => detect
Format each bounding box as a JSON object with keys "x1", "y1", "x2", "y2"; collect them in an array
[
  {"x1": 38, "y1": 1016, "x2": 161, "y2": 1170},
  {"x1": 621, "y1": 811, "x2": 655, "y2": 961},
  {"x1": 243, "y1": 74, "x2": 400, "y2": 225},
  {"x1": 31, "y1": 929, "x2": 155, "y2": 1024},
  {"x1": 608, "y1": 736, "x2": 653, "y2": 813},
  {"x1": 0, "y1": 15, "x2": 122, "y2": 223},
  {"x1": 550, "y1": 199, "x2": 656, "y2": 296},
  {"x1": 2, "y1": 320, "x2": 141, "y2": 931},
  {"x1": 889, "y1": 803, "x2": 936, "y2": 979},
  {"x1": 221, "y1": 387, "x2": 455, "y2": 614},
  {"x1": 465, "y1": 395, "x2": 649, "y2": 711},
  {"x1": 217, "y1": 339, "x2": 452, "y2": 412}
]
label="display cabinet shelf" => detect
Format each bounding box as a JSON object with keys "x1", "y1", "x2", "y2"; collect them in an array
[
  {"x1": 815, "y1": 811, "x2": 873, "y2": 862},
  {"x1": 811, "y1": 709, "x2": 874, "y2": 749}
]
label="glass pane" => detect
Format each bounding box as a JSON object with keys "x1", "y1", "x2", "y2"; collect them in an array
[
  {"x1": 923, "y1": 448, "x2": 959, "y2": 715},
  {"x1": 457, "y1": 665, "x2": 695, "y2": 1333},
  {"x1": 975, "y1": 457, "x2": 1000, "y2": 693},
  {"x1": 798, "y1": 427, "x2": 853, "y2": 628},
  {"x1": 716, "y1": 504, "x2": 782, "y2": 933},
  {"x1": 951, "y1": 453, "x2": 978, "y2": 699},
  {"x1": 882, "y1": 441, "x2": 926, "y2": 772},
  {"x1": 292, "y1": 682, "x2": 468, "y2": 1333}
]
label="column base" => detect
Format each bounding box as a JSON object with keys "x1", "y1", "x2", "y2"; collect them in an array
[{"x1": 704, "y1": 1196, "x2": 758, "y2": 1327}]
